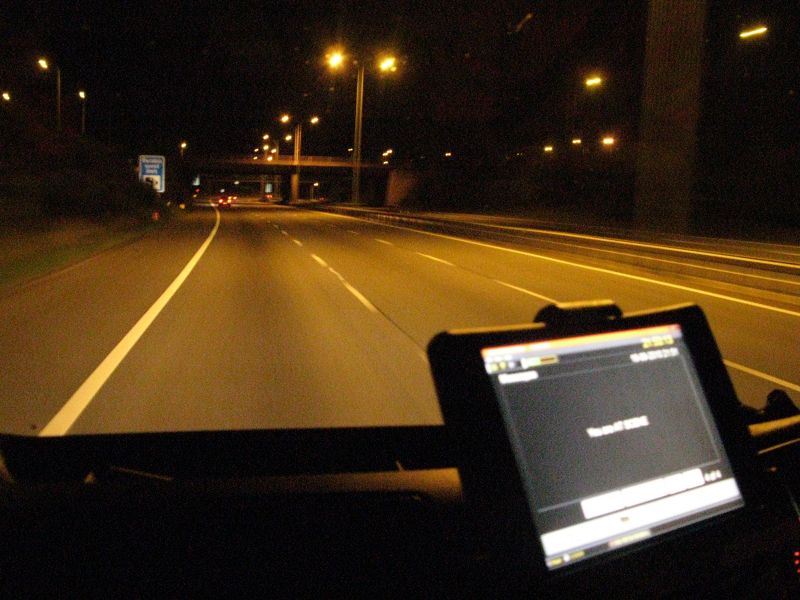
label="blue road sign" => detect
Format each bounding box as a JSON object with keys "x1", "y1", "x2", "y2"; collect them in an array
[{"x1": 138, "y1": 155, "x2": 166, "y2": 193}]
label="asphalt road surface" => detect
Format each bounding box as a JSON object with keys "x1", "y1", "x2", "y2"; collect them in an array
[{"x1": 1, "y1": 205, "x2": 797, "y2": 435}]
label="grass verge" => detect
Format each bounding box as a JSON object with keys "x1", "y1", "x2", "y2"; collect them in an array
[{"x1": 0, "y1": 216, "x2": 161, "y2": 290}]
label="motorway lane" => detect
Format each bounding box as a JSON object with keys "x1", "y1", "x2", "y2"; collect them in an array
[
  {"x1": 279, "y1": 208, "x2": 799, "y2": 407},
  {"x1": 0, "y1": 215, "x2": 216, "y2": 434},
  {"x1": 67, "y1": 207, "x2": 440, "y2": 433},
  {"x1": 0, "y1": 205, "x2": 797, "y2": 436}
]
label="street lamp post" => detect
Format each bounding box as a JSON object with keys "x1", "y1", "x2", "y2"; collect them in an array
[
  {"x1": 38, "y1": 58, "x2": 61, "y2": 131},
  {"x1": 78, "y1": 90, "x2": 86, "y2": 135},
  {"x1": 352, "y1": 63, "x2": 365, "y2": 205},
  {"x1": 328, "y1": 50, "x2": 396, "y2": 204},
  {"x1": 278, "y1": 114, "x2": 319, "y2": 202},
  {"x1": 180, "y1": 141, "x2": 188, "y2": 159}
]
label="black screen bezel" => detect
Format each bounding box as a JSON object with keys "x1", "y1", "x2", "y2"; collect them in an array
[{"x1": 427, "y1": 303, "x2": 763, "y2": 588}]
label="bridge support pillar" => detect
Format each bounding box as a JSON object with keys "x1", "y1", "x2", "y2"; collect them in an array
[
  {"x1": 634, "y1": 0, "x2": 706, "y2": 232},
  {"x1": 290, "y1": 173, "x2": 299, "y2": 203}
]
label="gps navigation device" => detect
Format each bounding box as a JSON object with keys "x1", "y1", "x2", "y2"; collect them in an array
[{"x1": 428, "y1": 303, "x2": 762, "y2": 590}]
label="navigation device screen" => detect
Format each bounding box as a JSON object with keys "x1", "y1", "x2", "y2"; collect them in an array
[{"x1": 481, "y1": 324, "x2": 744, "y2": 570}]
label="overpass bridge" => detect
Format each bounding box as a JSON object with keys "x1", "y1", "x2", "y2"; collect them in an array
[{"x1": 185, "y1": 155, "x2": 388, "y2": 203}]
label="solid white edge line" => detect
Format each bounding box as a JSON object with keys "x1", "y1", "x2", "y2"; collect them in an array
[
  {"x1": 39, "y1": 207, "x2": 222, "y2": 436},
  {"x1": 416, "y1": 252, "x2": 454, "y2": 266},
  {"x1": 316, "y1": 210, "x2": 800, "y2": 385},
  {"x1": 375, "y1": 238, "x2": 394, "y2": 246},
  {"x1": 375, "y1": 219, "x2": 800, "y2": 318},
  {"x1": 480, "y1": 222, "x2": 800, "y2": 270},
  {"x1": 724, "y1": 360, "x2": 800, "y2": 393}
]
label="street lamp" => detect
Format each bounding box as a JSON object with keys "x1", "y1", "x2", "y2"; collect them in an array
[
  {"x1": 739, "y1": 26, "x2": 767, "y2": 39},
  {"x1": 585, "y1": 75, "x2": 603, "y2": 88},
  {"x1": 326, "y1": 50, "x2": 345, "y2": 70},
  {"x1": 78, "y1": 90, "x2": 86, "y2": 135},
  {"x1": 180, "y1": 141, "x2": 188, "y2": 158},
  {"x1": 1, "y1": 92, "x2": 10, "y2": 102},
  {"x1": 378, "y1": 56, "x2": 398, "y2": 73},
  {"x1": 278, "y1": 113, "x2": 320, "y2": 201},
  {"x1": 37, "y1": 57, "x2": 61, "y2": 131},
  {"x1": 327, "y1": 47, "x2": 398, "y2": 204}
]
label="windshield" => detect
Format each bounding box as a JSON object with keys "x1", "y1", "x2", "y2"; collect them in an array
[{"x1": 1, "y1": 1, "x2": 797, "y2": 436}]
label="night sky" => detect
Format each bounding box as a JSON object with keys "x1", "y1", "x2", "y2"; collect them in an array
[
  {"x1": 2, "y1": 1, "x2": 648, "y2": 160},
  {"x1": 2, "y1": 0, "x2": 796, "y2": 209}
]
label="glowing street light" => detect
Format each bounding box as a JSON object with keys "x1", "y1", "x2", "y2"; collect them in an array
[
  {"x1": 444, "y1": 151, "x2": 452, "y2": 157},
  {"x1": 739, "y1": 26, "x2": 768, "y2": 39},
  {"x1": 327, "y1": 47, "x2": 399, "y2": 203},
  {"x1": 180, "y1": 141, "x2": 188, "y2": 158},
  {"x1": 1, "y1": 92, "x2": 10, "y2": 102},
  {"x1": 309, "y1": 115, "x2": 320, "y2": 124},
  {"x1": 326, "y1": 50, "x2": 345, "y2": 69},
  {"x1": 37, "y1": 57, "x2": 61, "y2": 130},
  {"x1": 378, "y1": 55, "x2": 398, "y2": 72},
  {"x1": 267, "y1": 155, "x2": 273, "y2": 161},
  {"x1": 543, "y1": 145, "x2": 554, "y2": 153},
  {"x1": 262, "y1": 133, "x2": 270, "y2": 140},
  {"x1": 284, "y1": 134, "x2": 293, "y2": 142},
  {"x1": 571, "y1": 138, "x2": 582, "y2": 145},
  {"x1": 585, "y1": 75, "x2": 603, "y2": 88},
  {"x1": 280, "y1": 114, "x2": 290, "y2": 123},
  {"x1": 262, "y1": 144, "x2": 269, "y2": 151},
  {"x1": 601, "y1": 136, "x2": 616, "y2": 147}
]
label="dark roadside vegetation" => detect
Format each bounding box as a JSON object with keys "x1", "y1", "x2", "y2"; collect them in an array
[{"x1": 0, "y1": 103, "x2": 166, "y2": 287}]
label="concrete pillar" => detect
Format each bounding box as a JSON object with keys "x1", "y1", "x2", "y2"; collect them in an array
[
  {"x1": 290, "y1": 173, "x2": 299, "y2": 203},
  {"x1": 634, "y1": 0, "x2": 707, "y2": 232}
]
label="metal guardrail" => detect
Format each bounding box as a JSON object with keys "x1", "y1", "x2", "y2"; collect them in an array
[{"x1": 308, "y1": 205, "x2": 800, "y2": 299}]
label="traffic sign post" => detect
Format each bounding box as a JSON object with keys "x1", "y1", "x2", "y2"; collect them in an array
[{"x1": 138, "y1": 155, "x2": 166, "y2": 193}]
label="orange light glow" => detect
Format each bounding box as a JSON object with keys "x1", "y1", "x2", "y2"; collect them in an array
[
  {"x1": 585, "y1": 76, "x2": 603, "y2": 87},
  {"x1": 326, "y1": 50, "x2": 345, "y2": 69}
]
